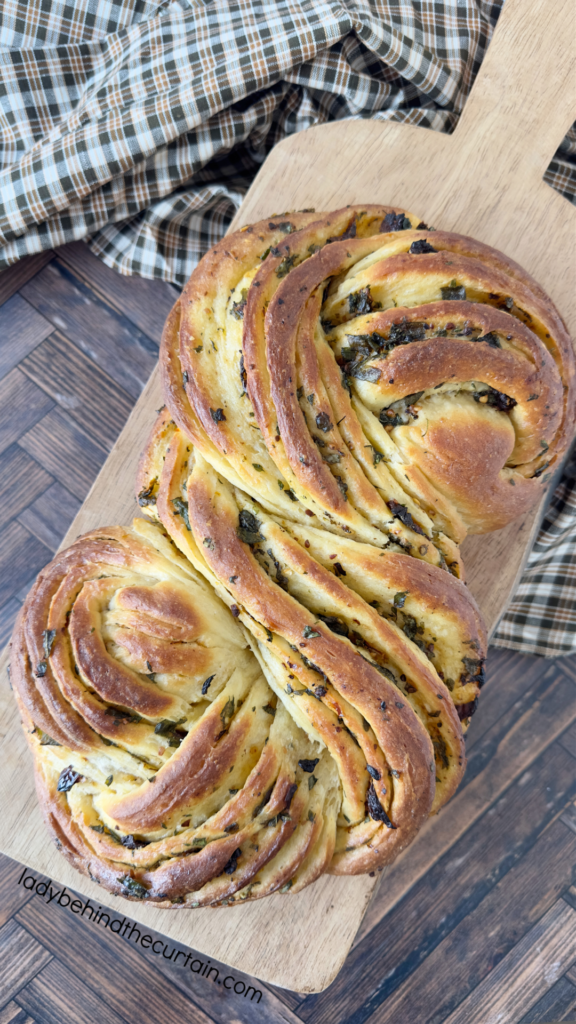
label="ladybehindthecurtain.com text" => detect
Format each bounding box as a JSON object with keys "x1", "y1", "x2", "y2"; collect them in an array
[{"x1": 17, "y1": 868, "x2": 263, "y2": 1002}]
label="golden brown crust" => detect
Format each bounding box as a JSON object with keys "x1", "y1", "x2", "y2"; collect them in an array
[
  {"x1": 136, "y1": 418, "x2": 489, "y2": 837},
  {"x1": 327, "y1": 300, "x2": 564, "y2": 532},
  {"x1": 162, "y1": 206, "x2": 573, "y2": 564},
  {"x1": 161, "y1": 205, "x2": 461, "y2": 568},
  {"x1": 16, "y1": 203, "x2": 571, "y2": 908},
  {"x1": 12, "y1": 521, "x2": 352, "y2": 906},
  {"x1": 262, "y1": 233, "x2": 573, "y2": 538},
  {"x1": 184, "y1": 455, "x2": 436, "y2": 870}
]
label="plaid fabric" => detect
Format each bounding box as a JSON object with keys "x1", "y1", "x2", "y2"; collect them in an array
[
  {"x1": 493, "y1": 450, "x2": 576, "y2": 657},
  {"x1": 0, "y1": 0, "x2": 574, "y2": 283},
  {"x1": 0, "y1": 0, "x2": 574, "y2": 656}
]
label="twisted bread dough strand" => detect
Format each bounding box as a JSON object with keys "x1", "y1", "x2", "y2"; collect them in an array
[
  {"x1": 13, "y1": 506, "x2": 477, "y2": 901},
  {"x1": 163, "y1": 209, "x2": 573, "y2": 551},
  {"x1": 11, "y1": 523, "x2": 348, "y2": 905},
  {"x1": 162, "y1": 206, "x2": 466, "y2": 573},
  {"x1": 137, "y1": 413, "x2": 487, "y2": 828}
]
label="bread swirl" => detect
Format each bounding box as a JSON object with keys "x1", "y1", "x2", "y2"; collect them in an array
[
  {"x1": 11, "y1": 522, "x2": 343, "y2": 904},
  {"x1": 11, "y1": 451, "x2": 485, "y2": 905},
  {"x1": 137, "y1": 411, "x2": 487, "y2": 839},
  {"x1": 162, "y1": 208, "x2": 573, "y2": 550},
  {"x1": 161, "y1": 206, "x2": 466, "y2": 575}
]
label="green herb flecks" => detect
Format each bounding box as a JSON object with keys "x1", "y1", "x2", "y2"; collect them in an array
[
  {"x1": 441, "y1": 281, "x2": 466, "y2": 301},
  {"x1": 237, "y1": 509, "x2": 264, "y2": 545},
  {"x1": 276, "y1": 254, "x2": 297, "y2": 278},
  {"x1": 230, "y1": 289, "x2": 247, "y2": 320},
  {"x1": 42, "y1": 629, "x2": 57, "y2": 659},
  {"x1": 119, "y1": 876, "x2": 149, "y2": 899},
  {"x1": 220, "y1": 697, "x2": 235, "y2": 729},
  {"x1": 171, "y1": 497, "x2": 191, "y2": 530},
  {"x1": 349, "y1": 287, "x2": 379, "y2": 316},
  {"x1": 138, "y1": 478, "x2": 158, "y2": 507}
]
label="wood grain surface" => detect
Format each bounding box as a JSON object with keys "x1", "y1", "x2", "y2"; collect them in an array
[{"x1": 0, "y1": 0, "x2": 575, "y2": 1004}]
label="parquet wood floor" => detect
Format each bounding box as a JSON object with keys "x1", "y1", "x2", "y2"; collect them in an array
[{"x1": 0, "y1": 246, "x2": 575, "y2": 1024}]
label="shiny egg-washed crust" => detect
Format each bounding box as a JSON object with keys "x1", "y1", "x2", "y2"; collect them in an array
[
  {"x1": 11, "y1": 505, "x2": 484, "y2": 906},
  {"x1": 163, "y1": 207, "x2": 573, "y2": 546},
  {"x1": 137, "y1": 412, "x2": 488, "y2": 862},
  {"x1": 11, "y1": 522, "x2": 348, "y2": 906},
  {"x1": 161, "y1": 206, "x2": 464, "y2": 575}
]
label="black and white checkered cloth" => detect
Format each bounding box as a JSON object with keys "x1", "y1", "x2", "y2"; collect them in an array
[
  {"x1": 492, "y1": 451, "x2": 576, "y2": 656},
  {"x1": 1, "y1": 0, "x2": 574, "y2": 654}
]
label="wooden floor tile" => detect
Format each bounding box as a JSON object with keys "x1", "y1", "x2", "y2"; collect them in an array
[
  {"x1": 440, "y1": 899, "x2": 576, "y2": 1024},
  {"x1": 0, "y1": 445, "x2": 53, "y2": 528},
  {"x1": 565, "y1": 962, "x2": 576, "y2": 988},
  {"x1": 20, "y1": 333, "x2": 133, "y2": 450},
  {"x1": 17, "y1": 481, "x2": 81, "y2": 553},
  {"x1": 0, "y1": 370, "x2": 54, "y2": 458},
  {"x1": 463, "y1": 646, "x2": 552, "y2": 752},
  {"x1": 553, "y1": 656, "x2": 576, "y2": 684},
  {"x1": 22, "y1": 260, "x2": 159, "y2": 399},
  {"x1": 265, "y1": 988, "x2": 306, "y2": 1014},
  {"x1": 0, "y1": 919, "x2": 52, "y2": 1011},
  {"x1": 519, "y1": 974, "x2": 576, "y2": 1023},
  {"x1": 0, "y1": 1002, "x2": 35, "y2": 1024},
  {"x1": 563, "y1": 885, "x2": 576, "y2": 913},
  {"x1": 15, "y1": 576, "x2": 40, "y2": 603},
  {"x1": 56, "y1": 242, "x2": 179, "y2": 345},
  {"x1": 461, "y1": 661, "x2": 571, "y2": 789},
  {"x1": 0, "y1": 295, "x2": 53, "y2": 382},
  {"x1": 0, "y1": 521, "x2": 52, "y2": 607},
  {"x1": 14, "y1": 959, "x2": 131, "y2": 1024},
  {"x1": 559, "y1": 720, "x2": 576, "y2": 760},
  {"x1": 0, "y1": 857, "x2": 36, "y2": 930},
  {"x1": 0, "y1": 252, "x2": 53, "y2": 309},
  {"x1": 19, "y1": 408, "x2": 107, "y2": 501},
  {"x1": 561, "y1": 800, "x2": 576, "y2": 835},
  {"x1": 17, "y1": 898, "x2": 216, "y2": 1024},
  {"x1": 0, "y1": 599, "x2": 21, "y2": 650}
]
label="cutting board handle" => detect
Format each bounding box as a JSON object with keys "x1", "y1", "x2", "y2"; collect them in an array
[{"x1": 453, "y1": 0, "x2": 574, "y2": 183}]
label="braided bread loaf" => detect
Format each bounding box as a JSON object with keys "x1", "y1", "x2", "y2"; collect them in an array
[
  {"x1": 11, "y1": 476, "x2": 485, "y2": 905},
  {"x1": 162, "y1": 206, "x2": 574, "y2": 550},
  {"x1": 12, "y1": 521, "x2": 342, "y2": 904},
  {"x1": 11, "y1": 204, "x2": 571, "y2": 908}
]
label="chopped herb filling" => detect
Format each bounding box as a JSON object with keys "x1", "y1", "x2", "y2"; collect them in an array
[
  {"x1": 441, "y1": 282, "x2": 467, "y2": 301},
  {"x1": 366, "y1": 781, "x2": 396, "y2": 827},
  {"x1": 57, "y1": 766, "x2": 82, "y2": 792},
  {"x1": 381, "y1": 212, "x2": 411, "y2": 232},
  {"x1": 171, "y1": 497, "x2": 191, "y2": 530},
  {"x1": 237, "y1": 509, "x2": 264, "y2": 545},
  {"x1": 388, "y1": 499, "x2": 425, "y2": 535},
  {"x1": 409, "y1": 239, "x2": 437, "y2": 254}
]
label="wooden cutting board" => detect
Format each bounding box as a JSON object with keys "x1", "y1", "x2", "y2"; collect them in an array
[{"x1": 0, "y1": 0, "x2": 574, "y2": 994}]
